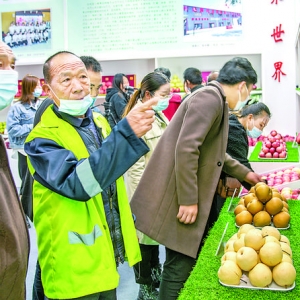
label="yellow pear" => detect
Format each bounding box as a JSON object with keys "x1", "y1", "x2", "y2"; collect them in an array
[
  {"x1": 272, "y1": 262, "x2": 296, "y2": 287},
  {"x1": 273, "y1": 211, "x2": 290, "y2": 228},
  {"x1": 233, "y1": 236, "x2": 245, "y2": 252},
  {"x1": 255, "y1": 184, "x2": 272, "y2": 203},
  {"x1": 282, "y1": 253, "x2": 293, "y2": 264},
  {"x1": 264, "y1": 235, "x2": 280, "y2": 245},
  {"x1": 237, "y1": 224, "x2": 255, "y2": 238},
  {"x1": 253, "y1": 211, "x2": 271, "y2": 227},
  {"x1": 236, "y1": 246, "x2": 258, "y2": 271},
  {"x1": 221, "y1": 251, "x2": 237, "y2": 265},
  {"x1": 244, "y1": 229, "x2": 265, "y2": 251},
  {"x1": 234, "y1": 204, "x2": 247, "y2": 216},
  {"x1": 247, "y1": 199, "x2": 264, "y2": 215},
  {"x1": 279, "y1": 234, "x2": 290, "y2": 246},
  {"x1": 261, "y1": 226, "x2": 281, "y2": 240},
  {"x1": 228, "y1": 233, "x2": 239, "y2": 242},
  {"x1": 243, "y1": 193, "x2": 258, "y2": 207},
  {"x1": 280, "y1": 242, "x2": 293, "y2": 258},
  {"x1": 265, "y1": 197, "x2": 283, "y2": 215},
  {"x1": 259, "y1": 242, "x2": 283, "y2": 267},
  {"x1": 225, "y1": 240, "x2": 235, "y2": 253},
  {"x1": 218, "y1": 260, "x2": 242, "y2": 285},
  {"x1": 248, "y1": 263, "x2": 272, "y2": 287}
]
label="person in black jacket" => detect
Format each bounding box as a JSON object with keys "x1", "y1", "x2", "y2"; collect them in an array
[
  {"x1": 207, "y1": 102, "x2": 271, "y2": 230},
  {"x1": 104, "y1": 73, "x2": 130, "y2": 128},
  {"x1": 181, "y1": 67, "x2": 204, "y2": 102}
]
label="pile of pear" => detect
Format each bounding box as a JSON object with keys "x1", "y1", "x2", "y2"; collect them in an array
[
  {"x1": 234, "y1": 182, "x2": 290, "y2": 228},
  {"x1": 218, "y1": 224, "x2": 296, "y2": 288}
]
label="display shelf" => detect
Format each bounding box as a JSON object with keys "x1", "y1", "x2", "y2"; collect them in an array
[{"x1": 178, "y1": 198, "x2": 300, "y2": 300}]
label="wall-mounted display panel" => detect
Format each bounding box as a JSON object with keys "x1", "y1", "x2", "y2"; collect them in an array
[{"x1": 0, "y1": 0, "x2": 65, "y2": 65}]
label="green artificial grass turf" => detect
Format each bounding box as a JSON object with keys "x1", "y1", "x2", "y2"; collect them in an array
[
  {"x1": 249, "y1": 142, "x2": 299, "y2": 162},
  {"x1": 178, "y1": 198, "x2": 300, "y2": 300}
]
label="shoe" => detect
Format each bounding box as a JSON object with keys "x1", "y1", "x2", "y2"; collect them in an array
[{"x1": 136, "y1": 284, "x2": 159, "y2": 300}]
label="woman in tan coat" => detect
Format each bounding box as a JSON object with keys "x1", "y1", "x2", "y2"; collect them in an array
[
  {"x1": 130, "y1": 57, "x2": 262, "y2": 300},
  {"x1": 124, "y1": 71, "x2": 170, "y2": 300}
]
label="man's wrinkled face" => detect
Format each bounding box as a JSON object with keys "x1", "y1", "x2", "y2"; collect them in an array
[{"x1": 45, "y1": 53, "x2": 90, "y2": 104}]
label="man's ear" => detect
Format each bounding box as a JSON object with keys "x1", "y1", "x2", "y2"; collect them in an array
[{"x1": 42, "y1": 84, "x2": 51, "y2": 97}]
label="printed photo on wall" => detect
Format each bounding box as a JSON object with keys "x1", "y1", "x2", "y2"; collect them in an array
[
  {"x1": 183, "y1": 0, "x2": 242, "y2": 42},
  {"x1": 1, "y1": 9, "x2": 51, "y2": 52}
]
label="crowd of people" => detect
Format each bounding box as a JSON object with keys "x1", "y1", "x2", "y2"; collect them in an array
[
  {"x1": 0, "y1": 38, "x2": 268, "y2": 300},
  {"x1": 2, "y1": 21, "x2": 50, "y2": 48}
]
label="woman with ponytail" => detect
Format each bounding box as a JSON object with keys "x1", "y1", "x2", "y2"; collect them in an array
[{"x1": 124, "y1": 71, "x2": 171, "y2": 300}]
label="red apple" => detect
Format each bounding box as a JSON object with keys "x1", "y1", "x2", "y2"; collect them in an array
[
  {"x1": 272, "y1": 142, "x2": 279, "y2": 148},
  {"x1": 269, "y1": 147, "x2": 275, "y2": 154},
  {"x1": 265, "y1": 153, "x2": 272, "y2": 158},
  {"x1": 279, "y1": 151, "x2": 286, "y2": 158},
  {"x1": 273, "y1": 152, "x2": 279, "y2": 158},
  {"x1": 259, "y1": 152, "x2": 266, "y2": 158},
  {"x1": 270, "y1": 130, "x2": 277, "y2": 137},
  {"x1": 265, "y1": 141, "x2": 272, "y2": 148},
  {"x1": 276, "y1": 146, "x2": 283, "y2": 153}
]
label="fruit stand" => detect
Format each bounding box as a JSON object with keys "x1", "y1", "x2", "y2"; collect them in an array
[{"x1": 178, "y1": 197, "x2": 300, "y2": 300}]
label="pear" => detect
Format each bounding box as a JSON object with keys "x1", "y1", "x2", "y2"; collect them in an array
[
  {"x1": 279, "y1": 234, "x2": 290, "y2": 245},
  {"x1": 218, "y1": 260, "x2": 242, "y2": 285},
  {"x1": 280, "y1": 242, "x2": 293, "y2": 258},
  {"x1": 234, "y1": 204, "x2": 247, "y2": 216},
  {"x1": 261, "y1": 226, "x2": 281, "y2": 240},
  {"x1": 228, "y1": 233, "x2": 239, "y2": 242},
  {"x1": 272, "y1": 262, "x2": 296, "y2": 287},
  {"x1": 259, "y1": 242, "x2": 283, "y2": 267},
  {"x1": 236, "y1": 211, "x2": 253, "y2": 226},
  {"x1": 244, "y1": 229, "x2": 265, "y2": 251},
  {"x1": 225, "y1": 240, "x2": 235, "y2": 253},
  {"x1": 221, "y1": 251, "x2": 237, "y2": 265},
  {"x1": 237, "y1": 224, "x2": 255, "y2": 238},
  {"x1": 255, "y1": 184, "x2": 272, "y2": 203},
  {"x1": 264, "y1": 235, "x2": 280, "y2": 245},
  {"x1": 243, "y1": 193, "x2": 258, "y2": 207},
  {"x1": 273, "y1": 211, "x2": 290, "y2": 228},
  {"x1": 282, "y1": 253, "x2": 293, "y2": 264},
  {"x1": 247, "y1": 199, "x2": 264, "y2": 215},
  {"x1": 253, "y1": 211, "x2": 271, "y2": 227},
  {"x1": 233, "y1": 236, "x2": 245, "y2": 252},
  {"x1": 265, "y1": 197, "x2": 283, "y2": 215},
  {"x1": 248, "y1": 263, "x2": 272, "y2": 287},
  {"x1": 236, "y1": 246, "x2": 258, "y2": 271}
]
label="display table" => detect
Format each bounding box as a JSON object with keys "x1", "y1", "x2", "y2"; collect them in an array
[{"x1": 178, "y1": 198, "x2": 300, "y2": 300}]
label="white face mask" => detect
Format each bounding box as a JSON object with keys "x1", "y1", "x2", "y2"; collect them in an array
[
  {"x1": 233, "y1": 85, "x2": 250, "y2": 111},
  {"x1": 49, "y1": 85, "x2": 93, "y2": 116},
  {"x1": 0, "y1": 70, "x2": 19, "y2": 110}
]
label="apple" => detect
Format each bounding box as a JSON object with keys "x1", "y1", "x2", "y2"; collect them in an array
[
  {"x1": 262, "y1": 147, "x2": 270, "y2": 154},
  {"x1": 269, "y1": 147, "x2": 275, "y2": 154},
  {"x1": 265, "y1": 153, "x2": 272, "y2": 158},
  {"x1": 272, "y1": 142, "x2": 279, "y2": 148},
  {"x1": 276, "y1": 146, "x2": 283, "y2": 153},
  {"x1": 259, "y1": 152, "x2": 266, "y2": 158},
  {"x1": 273, "y1": 152, "x2": 279, "y2": 158},
  {"x1": 270, "y1": 130, "x2": 277, "y2": 137},
  {"x1": 296, "y1": 133, "x2": 300, "y2": 144},
  {"x1": 265, "y1": 141, "x2": 272, "y2": 148},
  {"x1": 279, "y1": 151, "x2": 286, "y2": 158}
]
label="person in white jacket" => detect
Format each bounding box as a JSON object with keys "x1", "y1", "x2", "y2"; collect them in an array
[{"x1": 123, "y1": 71, "x2": 171, "y2": 300}]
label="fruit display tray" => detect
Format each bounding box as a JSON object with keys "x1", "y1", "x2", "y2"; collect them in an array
[
  {"x1": 219, "y1": 276, "x2": 295, "y2": 291},
  {"x1": 258, "y1": 154, "x2": 287, "y2": 160},
  {"x1": 235, "y1": 222, "x2": 290, "y2": 230},
  {"x1": 216, "y1": 226, "x2": 295, "y2": 292}
]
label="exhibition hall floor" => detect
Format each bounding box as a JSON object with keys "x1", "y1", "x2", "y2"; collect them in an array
[{"x1": 26, "y1": 220, "x2": 165, "y2": 300}]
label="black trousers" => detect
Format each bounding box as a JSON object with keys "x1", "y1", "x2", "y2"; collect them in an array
[
  {"x1": 133, "y1": 244, "x2": 160, "y2": 285},
  {"x1": 158, "y1": 248, "x2": 196, "y2": 300}
]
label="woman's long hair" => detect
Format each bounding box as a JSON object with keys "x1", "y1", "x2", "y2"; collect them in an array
[
  {"x1": 19, "y1": 74, "x2": 40, "y2": 104},
  {"x1": 123, "y1": 72, "x2": 169, "y2": 117}
]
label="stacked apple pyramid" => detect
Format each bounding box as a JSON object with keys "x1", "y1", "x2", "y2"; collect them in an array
[
  {"x1": 218, "y1": 224, "x2": 296, "y2": 287},
  {"x1": 234, "y1": 182, "x2": 290, "y2": 228}
]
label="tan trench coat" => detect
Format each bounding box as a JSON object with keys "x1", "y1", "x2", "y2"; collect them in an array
[
  {"x1": 130, "y1": 82, "x2": 250, "y2": 258},
  {"x1": 0, "y1": 136, "x2": 29, "y2": 299},
  {"x1": 126, "y1": 100, "x2": 169, "y2": 245}
]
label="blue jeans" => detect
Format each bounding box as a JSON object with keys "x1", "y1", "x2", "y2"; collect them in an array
[{"x1": 159, "y1": 248, "x2": 196, "y2": 300}]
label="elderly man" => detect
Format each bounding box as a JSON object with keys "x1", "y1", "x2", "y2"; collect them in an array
[
  {"x1": 0, "y1": 41, "x2": 29, "y2": 299},
  {"x1": 24, "y1": 50, "x2": 157, "y2": 300}
]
